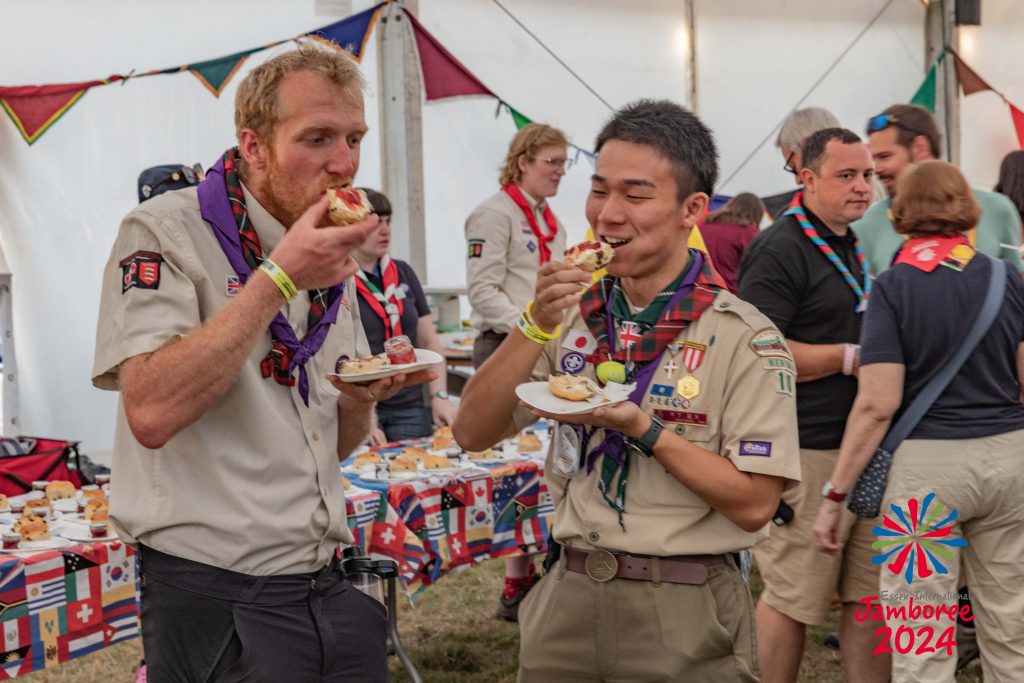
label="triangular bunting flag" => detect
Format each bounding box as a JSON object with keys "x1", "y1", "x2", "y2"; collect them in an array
[
  {"x1": 188, "y1": 48, "x2": 259, "y2": 97},
  {"x1": 1010, "y1": 104, "x2": 1024, "y2": 149},
  {"x1": 403, "y1": 9, "x2": 494, "y2": 101},
  {"x1": 910, "y1": 53, "x2": 944, "y2": 113},
  {"x1": 0, "y1": 77, "x2": 119, "y2": 145},
  {"x1": 508, "y1": 105, "x2": 533, "y2": 130},
  {"x1": 952, "y1": 51, "x2": 992, "y2": 96},
  {"x1": 307, "y1": 3, "x2": 385, "y2": 62}
]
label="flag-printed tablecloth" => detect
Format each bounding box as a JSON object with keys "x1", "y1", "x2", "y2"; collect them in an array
[
  {"x1": 0, "y1": 541, "x2": 139, "y2": 678},
  {"x1": 346, "y1": 457, "x2": 555, "y2": 596}
]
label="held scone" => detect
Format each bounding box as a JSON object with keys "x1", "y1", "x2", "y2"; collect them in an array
[
  {"x1": 326, "y1": 188, "x2": 373, "y2": 226},
  {"x1": 548, "y1": 374, "x2": 596, "y2": 401},
  {"x1": 338, "y1": 355, "x2": 391, "y2": 376},
  {"x1": 564, "y1": 241, "x2": 614, "y2": 272}
]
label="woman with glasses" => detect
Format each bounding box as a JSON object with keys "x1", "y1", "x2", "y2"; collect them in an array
[
  {"x1": 464, "y1": 123, "x2": 570, "y2": 622},
  {"x1": 812, "y1": 161, "x2": 1024, "y2": 683},
  {"x1": 352, "y1": 189, "x2": 456, "y2": 444}
]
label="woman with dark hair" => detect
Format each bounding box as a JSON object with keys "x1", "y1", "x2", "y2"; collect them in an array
[
  {"x1": 995, "y1": 150, "x2": 1024, "y2": 237},
  {"x1": 700, "y1": 192, "x2": 764, "y2": 292},
  {"x1": 813, "y1": 161, "x2": 1024, "y2": 682},
  {"x1": 352, "y1": 188, "x2": 456, "y2": 443}
]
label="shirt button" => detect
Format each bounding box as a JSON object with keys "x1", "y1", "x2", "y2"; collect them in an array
[
  {"x1": 587, "y1": 531, "x2": 600, "y2": 543},
  {"x1": 312, "y1": 432, "x2": 320, "y2": 442},
  {"x1": 720, "y1": 301, "x2": 730, "y2": 309},
  {"x1": 674, "y1": 425, "x2": 686, "y2": 435}
]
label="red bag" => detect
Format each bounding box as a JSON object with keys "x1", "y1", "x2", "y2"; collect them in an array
[{"x1": 0, "y1": 436, "x2": 84, "y2": 496}]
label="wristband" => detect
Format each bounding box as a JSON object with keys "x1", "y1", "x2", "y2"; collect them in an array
[
  {"x1": 259, "y1": 259, "x2": 298, "y2": 302},
  {"x1": 517, "y1": 314, "x2": 553, "y2": 345},
  {"x1": 842, "y1": 343, "x2": 859, "y2": 376},
  {"x1": 524, "y1": 301, "x2": 561, "y2": 340}
]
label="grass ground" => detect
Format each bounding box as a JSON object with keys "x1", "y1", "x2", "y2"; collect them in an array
[{"x1": 20, "y1": 560, "x2": 984, "y2": 682}]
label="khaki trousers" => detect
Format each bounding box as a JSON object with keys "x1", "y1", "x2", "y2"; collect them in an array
[
  {"x1": 879, "y1": 429, "x2": 1024, "y2": 683},
  {"x1": 517, "y1": 554, "x2": 757, "y2": 682}
]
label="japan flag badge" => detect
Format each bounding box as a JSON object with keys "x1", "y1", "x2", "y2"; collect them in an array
[{"x1": 561, "y1": 328, "x2": 597, "y2": 355}]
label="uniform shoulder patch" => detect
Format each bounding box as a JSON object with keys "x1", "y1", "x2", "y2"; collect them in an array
[
  {"x1": 120, "y1": 251, "x2": 163, "y2": 293},
  {"x1": 749, "y1": 327, "x2": 791, "y2": 358},
  {"x1": 468, "y1": 239, "x2": 485, "y2": 258}
]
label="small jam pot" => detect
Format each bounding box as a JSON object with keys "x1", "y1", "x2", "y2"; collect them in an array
[
  {"x1": 89, "y1": 522, "x2": 109, "y2": 539},
  {"x1": 9, "y1": 502, "x2": 24, "y2": 516},
  {"x1": 94, "y1": 474, "x2": 111, "y2": 489},
  {"x1": 2, "y1": 532, "x2": 20, "y2": 550},
  {"x1": 383, "y1": 335, "x2": 416, "y2": 365}
]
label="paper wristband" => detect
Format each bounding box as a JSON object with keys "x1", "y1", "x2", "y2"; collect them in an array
[
  {"x1": 524, "y1": 301, "x2": 561, "y2": 339},
  {"x1": 259, "y1": 259, "x2": 298, "y2": 301},
  {"x1": 517, "y1": 314, "x2": 553, "y2": 345}
]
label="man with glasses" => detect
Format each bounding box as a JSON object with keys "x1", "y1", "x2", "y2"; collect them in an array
[
  {"x1": 464, "y1": 122, "x2": 570, "y2": 621},
  {"x1": 761, "y1": 107, "x2": 841, "y2": 219},
  {"x1": 854, "y1": 103, "x2": 1022, "y2": 275}
]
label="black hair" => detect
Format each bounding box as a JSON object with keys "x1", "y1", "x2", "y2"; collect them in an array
[
  {"x1": 801, "y1": 128, "x2": 863, "y2": 175},
  {"x1": 995, "y1": 150, "x2": 1024, "y2": 220},
  {"x1": 357, "y1": 188, "x2": 391, "y2": 216}
]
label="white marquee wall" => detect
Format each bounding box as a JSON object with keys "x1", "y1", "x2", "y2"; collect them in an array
[{"x1": 0, "y1": 0, "x2": 1020, "y2": 453}]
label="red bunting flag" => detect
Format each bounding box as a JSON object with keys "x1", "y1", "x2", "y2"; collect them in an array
[
  {"x1": 403, "y1": 9, "x2": 494, "y2": 101},
  {"x1": 1010, "y1": 104, "x2": 1024, "y2": 150},
  {"x1": 0, "y1": 77, "x2": 120, "y2": 145}
]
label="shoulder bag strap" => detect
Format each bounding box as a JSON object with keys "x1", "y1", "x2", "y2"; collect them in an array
[{"x1": 880, "y1": 257, "x2": 1007, "y2": 453}]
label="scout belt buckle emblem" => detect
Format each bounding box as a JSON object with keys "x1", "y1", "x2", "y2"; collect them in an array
[{"x1": 585, "y1": 549, "x2": 619, "y2": 582}]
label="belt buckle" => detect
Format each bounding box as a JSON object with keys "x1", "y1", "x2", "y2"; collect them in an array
[{"x1": 584, "y1": 549, "x2": 618, "y2": 583}]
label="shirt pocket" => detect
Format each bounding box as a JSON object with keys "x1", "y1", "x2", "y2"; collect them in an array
[{"x1": 631, "y1": 419, "x2": 721, "y2": 509}]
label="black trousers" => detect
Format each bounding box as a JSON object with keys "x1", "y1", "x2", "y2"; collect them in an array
[
  {"x1": 139, "y1": 545, "x2": 389, "y2": 683},
  {"x1": 472, "y1": 330, "x2": 508, "y2": 369}
]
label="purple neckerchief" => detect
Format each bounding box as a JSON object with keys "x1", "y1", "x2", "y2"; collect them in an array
[
  {"x1": 585, "y1": 252, "x2": 705, "y2": 473},
  {"x1": 197, "y1": 156, "x2": 343, "y2": 405}
]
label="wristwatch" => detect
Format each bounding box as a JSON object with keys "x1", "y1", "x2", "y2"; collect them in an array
[
  {"x1": 822, "y1": 481, "x2": 847, "y2": 503},
  {"x1": 433, "y1": 390, "x2": 450, "y2": 401},
  {"x1": 625, "y1": 415, "x2": 665, "y2": 457}
]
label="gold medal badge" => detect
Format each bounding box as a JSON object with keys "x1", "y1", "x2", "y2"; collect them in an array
[{"x1": 675, "y1": 341, "x2": 707, "y2": 400}]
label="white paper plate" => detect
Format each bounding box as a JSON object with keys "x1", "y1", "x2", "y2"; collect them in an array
[
  {"x1": 515, "y1": 380, "x2": 635, "y2": 415},
  {"x1": 58, "y1": 524, "x2": 118, "y2": 543},
  {"x1": 329, "y1": 349, "x2": 444, "y2": 383},
  {"x1": 52, "y1": 498, "x2": 78, "y2": 513},
  {"x1": 0, "y1": 537, "x2": 72, "y2": 554},
  {"x1": 357, "y1": 471, "x2": 421, "y2": 483}
]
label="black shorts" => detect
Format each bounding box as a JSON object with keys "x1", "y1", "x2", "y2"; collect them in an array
[{"x1": 139, "y1": 545, "x2": 388, "y2": 683}]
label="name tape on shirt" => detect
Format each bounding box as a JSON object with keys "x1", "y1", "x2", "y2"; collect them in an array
[
  {"x1": 120, "y1": 251, "x2": 163, "y2": 293},
  {"x1": 653, "y1": 410, "x2": 707, "y2": 426}
]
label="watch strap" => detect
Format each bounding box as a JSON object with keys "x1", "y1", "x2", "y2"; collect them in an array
[{"x1": 630, "y1": 415, "x2": 665, "y2": 457}]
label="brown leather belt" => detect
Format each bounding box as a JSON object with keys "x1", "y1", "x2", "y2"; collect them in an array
[{"x1": 564, "y1": 547, "x2": 726, "y2": 585}]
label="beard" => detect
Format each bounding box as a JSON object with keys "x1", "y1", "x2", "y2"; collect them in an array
[{"x1": 248, "y1": 148, "x2": 350, "y2": 229}]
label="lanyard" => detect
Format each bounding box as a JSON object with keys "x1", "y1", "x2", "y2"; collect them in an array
[{"x1": 785, "y1": 197, "x2": 871, "y2": 313}]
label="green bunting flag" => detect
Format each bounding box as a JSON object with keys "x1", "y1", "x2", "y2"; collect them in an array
[
  {"x1": 508, "y1": 105, "x2": 532, "y2": 130},
  {"x1": 910, "y1": 52, "x2": 945, "y2": 113}
]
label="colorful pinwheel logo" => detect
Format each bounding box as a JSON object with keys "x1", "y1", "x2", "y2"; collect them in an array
[{"x1": 871, "y1": 492, "x2": 968, "y2": 584}]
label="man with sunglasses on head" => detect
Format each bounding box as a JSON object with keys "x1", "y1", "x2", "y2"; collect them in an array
[
  {"x1": 738, "y1": 128, "x2": 888, "y2": 683},
  {"x1": 854, "y1": 103, "x2": 1022, "y2": 276},
  {"x1": 464, "y1": 122, "x2": 570, "y2": 621}
]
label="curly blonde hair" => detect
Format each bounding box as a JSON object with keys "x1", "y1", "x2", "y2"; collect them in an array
[
  {"x1": 234, "y1": 41, "x2": 365, "y2": 143},
  {"x1": 891, "y1": 161, "x2": 979, "y2": 236},
  {"x1": 498, "y1": 124, "x2": 569, "y2": 187}
]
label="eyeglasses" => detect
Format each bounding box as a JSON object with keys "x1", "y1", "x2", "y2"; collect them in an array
[
  {"x1": 866, "y1": 113, "x2": 925, "y2": 137},
  {"x1": 532, "y1": 156, "x2": 573, "y2": 171},
  {"x1": 783, "y1": 151, "x2": 798, "y2": 176}
]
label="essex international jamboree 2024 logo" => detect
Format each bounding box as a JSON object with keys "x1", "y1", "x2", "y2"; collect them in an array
[{"x1": 854, "y1": 493, "x2": 972, "y2": 657}]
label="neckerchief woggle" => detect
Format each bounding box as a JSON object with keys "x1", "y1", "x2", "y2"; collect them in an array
[
  {"x1": 197, "y1": 148, "x2": 344, "y2": 405},
  {"x1": 583, "y1": 251, "x2": 706, "y2": 529},
  {"x1": 785, "y1": 193, "x2": 871, "y2": 313},
  {"x1": 503, "y1": 183, "x2": 559, "y2": 265},
  {"x1": 355, "y1": 255, "x2": 404, "y2": 338}
]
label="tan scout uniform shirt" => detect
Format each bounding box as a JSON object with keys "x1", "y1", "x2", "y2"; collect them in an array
[
  {"x1": 92, "y1": 185, "x2": 369, "y2": 575},
  {"x1": 465, "y1": 188, "x2": 567, "y2": 333},
  {"x1": 514, "y1": 290, "x2": 801, "y2": 556}
]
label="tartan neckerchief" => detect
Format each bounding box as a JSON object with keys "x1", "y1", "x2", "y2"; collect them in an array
[
  {"x1": 579, "y1": 248, "x2": 727, "y2": 368},
  {"x1": 610, "y1": 266, "x2": 689, "y2": 331},
  {"x1": 355, "y1": 255, "x2": 404, "y2": 338},
  {"x1": 198, "y1": 148, "x2": 343, "y2": 405},
  {"x1": 576, "y1": 249, "x2": 726, "y2": 528},
  {"x1": 503, "y1": 183, "x2": 558, "y2": 265}
]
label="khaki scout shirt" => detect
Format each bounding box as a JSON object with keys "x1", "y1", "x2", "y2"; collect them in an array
[
  {"x1": 465, "y1": 187, "x2": 567, "y2": 333},
  {"x1": 514, "y1": 290, "x2": 801, "y2": 556},
  {"x1": 92, "y1": 185, "x2": 369, "y2": 575}
]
